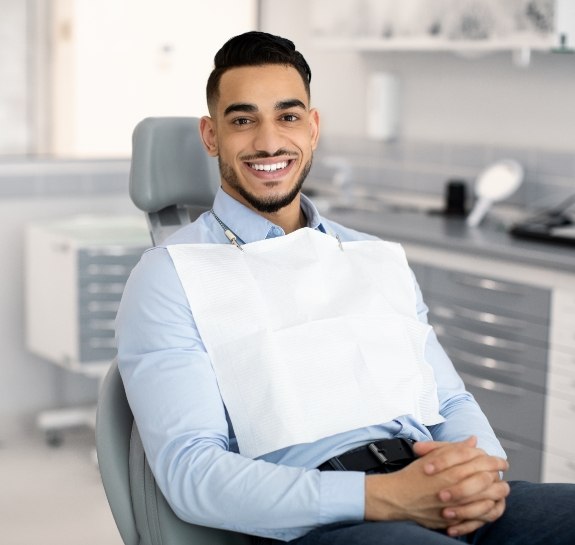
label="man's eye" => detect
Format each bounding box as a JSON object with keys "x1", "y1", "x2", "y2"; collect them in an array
[
  {"x1": 233, "y1": 118, "x2": 251, "y2": 126},
  {"x1": 282, "y1": 114, "x2": 299, "y2": 122}
]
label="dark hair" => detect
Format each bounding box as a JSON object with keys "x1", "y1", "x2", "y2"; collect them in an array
[{"x1": 206, "y1": 31, "x2": 312, "y2": 112}]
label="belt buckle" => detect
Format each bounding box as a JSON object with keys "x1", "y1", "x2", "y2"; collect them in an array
[{"x1": 367, "y1": 442, "x2": 389, "y2": 465}]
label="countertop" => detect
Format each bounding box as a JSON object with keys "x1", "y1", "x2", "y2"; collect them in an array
[{"x1": 317, "y1": 202, "x2": 575, "y2": 274}]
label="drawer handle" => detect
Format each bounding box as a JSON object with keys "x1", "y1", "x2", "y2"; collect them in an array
[
  {"x1": 436, "y1": 324, "x2": 524, "y2": 353},
  {"x1": 87, "y1": 301, "x2": 120, "y2": 312},
  {"x1": 87, "y1": 283, "x2": 125, "y2": 294},
  {"x1": 88, "y1": 319, "x2": 116, "y2": 330},
  {"x1": 459, "y1": 372, "x2": 523, "y2": 396},
  {"x1": 85, "y1": 246, "x2": 141, "y2": 257},
  {"x1": 447, "y1": 347, "x2": 524, "y2": 375},
  {"x1": 454, "y1": 275, "x2": 524, "y2": 295},
  {"x1": 432, "y1": 304, "x2": 523, "y2": 330},
  {"x1": 88, "y1": 338, "x2": 116, "y2": 349},
  {"x1": 87, "y1": 264, "x2": 131, "y2": 276}
]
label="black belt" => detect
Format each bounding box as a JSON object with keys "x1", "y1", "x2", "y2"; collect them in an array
[{"x1": 318, "y1": 438, "x2": 416, "y2": 474}]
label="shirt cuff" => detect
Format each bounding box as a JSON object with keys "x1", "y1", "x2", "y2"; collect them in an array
[{"x1": 318, "y1": 470, "x2": 365, "y2": 525}]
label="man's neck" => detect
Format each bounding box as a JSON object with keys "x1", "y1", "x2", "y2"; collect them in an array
[{"x1": 262, "y1": 197, "x2": 306, "y2": 235}]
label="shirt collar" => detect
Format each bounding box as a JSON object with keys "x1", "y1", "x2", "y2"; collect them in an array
[{"x1": 211, "y1": 188, "x2": 326, "y2": 244}]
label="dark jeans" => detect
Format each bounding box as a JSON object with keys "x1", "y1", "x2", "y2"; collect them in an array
[{"x1": 252, "y1": 481, "x2": 575, "y2": 545}]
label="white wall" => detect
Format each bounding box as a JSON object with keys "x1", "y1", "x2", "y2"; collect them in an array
[
  {"x1": 0, "y1": 0, "x2": 259, "y2": 437},
  {"x1": 51, "y1": 0, "x2": 258, "y2": 157},
  {"x1": 261, "y1": 0, "x2": 575, "y2": 152},
  {"x1": 0, "y1": 0, "x2": 30, "y2": 154}
]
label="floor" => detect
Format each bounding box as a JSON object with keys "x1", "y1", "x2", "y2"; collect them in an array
[{"x1": 1, "y1": 426, "x2": 123, "y2": 545}]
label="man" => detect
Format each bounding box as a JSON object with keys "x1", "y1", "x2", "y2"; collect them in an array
[{"x1": 116, "y1": 31, "x2": 575, "y2": 544}]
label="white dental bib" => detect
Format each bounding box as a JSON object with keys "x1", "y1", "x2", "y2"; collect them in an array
[{"x1": 168, "y1": 228, "x2": 443, "y2": 459}]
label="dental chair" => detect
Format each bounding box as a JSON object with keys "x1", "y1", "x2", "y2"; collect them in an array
[{"x1": 95, "y1": 117, "x2": 250, "y2": 545}]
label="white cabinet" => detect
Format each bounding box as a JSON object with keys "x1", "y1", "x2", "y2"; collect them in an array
[
  {"x1": 311, "y1": 0, "x2": 575, "y2": 52},
  {"x1": 412, "y1": 262, "x2": 550, "y2": 482},
  {"x1": 543, "y1": 288, "x2": 575, "y2": 483},
  {"x1": 25, "y1": 215, "x2": 149, "y2": 376},
  {"x1": 50, "y1": 0, "x2": 257, "y2": 157},
  {"x1": 404, "y1": 243, "x2": 575, "y2": 483}
]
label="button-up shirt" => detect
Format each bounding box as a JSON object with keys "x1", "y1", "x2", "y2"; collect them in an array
[{"x1": 116, "y1": 188, "x2": 505, "y2": 541}]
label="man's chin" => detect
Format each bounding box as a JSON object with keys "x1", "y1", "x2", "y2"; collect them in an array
[{"x1": 240, "y1": 190, "x2": 300, "y2": 214}]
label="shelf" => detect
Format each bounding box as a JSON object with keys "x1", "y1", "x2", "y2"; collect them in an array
[{"x1": 312, "y1": 34, "x2": 567, "y2": 53}]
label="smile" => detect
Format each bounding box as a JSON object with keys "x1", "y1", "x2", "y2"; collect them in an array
[{"x1": 248, "y1": 161, "x2": 290, "y2": 172}]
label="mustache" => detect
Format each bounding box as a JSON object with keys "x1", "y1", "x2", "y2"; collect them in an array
[{"x1": 240, "y1": 150, "x2": 298, "y2": 162}]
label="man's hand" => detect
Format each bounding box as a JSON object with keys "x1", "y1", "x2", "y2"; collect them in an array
[
  {"x1": 364, "y1": 436, "x2": 509, "y2": 536},
  {"x1": 412, "y1": 437, "x2": 509, "y2": 536}
]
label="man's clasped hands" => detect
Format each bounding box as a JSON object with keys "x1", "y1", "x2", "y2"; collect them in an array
[{"x1": 365, "y1": 436, "x2": 510, "y2": 537}]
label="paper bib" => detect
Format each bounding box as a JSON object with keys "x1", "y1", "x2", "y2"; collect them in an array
[{"x1": 168, "y1": 228, "x2": 443, "y2": 458}]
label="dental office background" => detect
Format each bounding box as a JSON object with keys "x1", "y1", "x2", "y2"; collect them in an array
[{"x1": 1, "y1": 0, "x2": 575, "y2": 478}]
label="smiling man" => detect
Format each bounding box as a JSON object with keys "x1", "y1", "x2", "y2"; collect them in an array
[
  {"x1": 201, "y1": 62, "x2": 319, "y2": 229},
  {"x1": 115, "y1": 31, "x2": 575, "y2": 545}
]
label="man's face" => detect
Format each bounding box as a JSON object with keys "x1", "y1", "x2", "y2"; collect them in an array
[{"x1": 201, "y1": 64, "x2": 320, "y2": 215}]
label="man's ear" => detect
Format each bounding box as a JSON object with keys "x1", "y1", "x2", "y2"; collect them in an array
[
  {"x1": 309, "y1": 108, "x2": 320, "y2": 151},
  {"x1": 199, "y1": 116, "x2": 218, "y2": 157}
]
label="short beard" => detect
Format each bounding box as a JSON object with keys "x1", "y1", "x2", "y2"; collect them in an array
[{"x1": 219, "y1": 156, "x2": 313, "y2": 214}]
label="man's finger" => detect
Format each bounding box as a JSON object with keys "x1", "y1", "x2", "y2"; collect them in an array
[
  {"x1": 439, "y1": 461, "x2": 509, "y2": 503},
  {"x1": 415, "y1": 437, "x2": 482, "y2": 475}
]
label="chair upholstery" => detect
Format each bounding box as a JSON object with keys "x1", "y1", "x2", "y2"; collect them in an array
[
  {"x1": 96, "y1": 362, "x2": 250, "y2": 545},
  {"x1": 96, "y1": 118, "x2": 250, "y2": 545},
  {"x1": 129, "y1": 116, "x2": 220, "y2": 243},
  {"x1": 96, "y1": 360, "x2": 138, "y2": 545}
]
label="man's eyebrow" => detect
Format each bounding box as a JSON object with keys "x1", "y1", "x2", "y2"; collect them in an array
[
  {"x1": 223, "y1": 99, "x2": 307, "y2": 117},
  {"x1": 224, "y1": 103, "x2": 258, "y2": 116},
  {"x1": 275, "y1": 99, "x2": 307, "y2": 111}
]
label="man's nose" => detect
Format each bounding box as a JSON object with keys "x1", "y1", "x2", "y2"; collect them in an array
[{"x1": 252, "y1": 120, "x2": 285, "y2": 154}]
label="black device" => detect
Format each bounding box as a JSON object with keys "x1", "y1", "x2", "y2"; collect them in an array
[
  {"x1": 509, "y1": 194, "x2": 575, "y2": 247},
  {"x1": 428, "y1": 179, "x2": 469, "y2": 217}
]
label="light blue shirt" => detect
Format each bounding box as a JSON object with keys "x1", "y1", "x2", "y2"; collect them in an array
[{"x1": 116, "y1": 188, "x2": 505, "y2": 541}]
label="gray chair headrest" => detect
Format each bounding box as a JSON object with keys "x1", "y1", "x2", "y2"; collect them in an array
[{"x1": 129, "y1": 117, "x2": 220, "y2": 213}]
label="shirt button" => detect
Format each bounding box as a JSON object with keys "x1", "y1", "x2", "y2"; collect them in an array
[{"x1": 271, "y1": 226, "x2": 282, "y2": 236}]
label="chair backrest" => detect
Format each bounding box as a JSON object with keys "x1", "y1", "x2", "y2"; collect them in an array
[
  {"x1": 129, "y1": 116, "x2": 220, "y2": 244},
  {"x1": 96, "y1": 117, "x2": 250, "y2": 545},
  {"x1": 96, "y1": 360, "x2": 138, "y2": 545},
  {"x1": 96, "y1": 362, "x2": 250, "y2": 545}
]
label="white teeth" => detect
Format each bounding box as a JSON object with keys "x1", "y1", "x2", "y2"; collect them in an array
[{"x1": 250, "y1": 161, "x2": 288, "y2": 172}]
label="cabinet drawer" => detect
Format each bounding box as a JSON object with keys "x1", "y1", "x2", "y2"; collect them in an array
[
  {"x1": 460, "y1": 371, "x2": 545, "y2": 445},
  {"x1": 78, "y1": 248, "x2": 144, "y2": 267},
  {"x1": 79, "y1": 299, "x2": 120, "y2": 319},
  {"x1": 426, "y1": 267, "x2": 550, "y2": 322},
  {"x1": 429, "y1": 303, "x2": 549, "y2": 347},
  {"x1": 78, "y1": 282, "x2": 126, "y2": 300},
  {"x1": 443, "y1": 343, "x2": 546, "y2": 392},
  {"x1": 435, "y1": 323, "x2": 548, "y2": 371},
  {"x1": 79, "y1": 337, "x2": 117, "y2": 363}
]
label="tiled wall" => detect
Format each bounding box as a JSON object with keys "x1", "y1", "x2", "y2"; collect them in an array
[
  {"x1": 313, "y1": 138, "x2": 575, "y2": 212},
  {"x1": 1, "y1": 142, "x2": 570, "y2": 214},
  {"x1": 0, "y1": 159, "x2": 131, "y2": 199}
]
